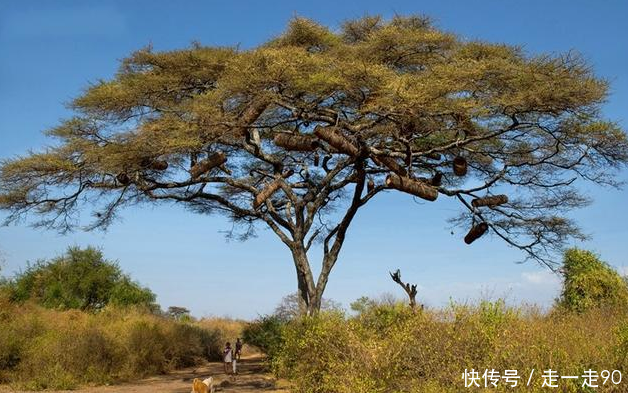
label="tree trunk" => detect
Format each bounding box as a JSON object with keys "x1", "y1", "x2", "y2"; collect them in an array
[
  {"x1": 289, "y1": 244, "x2": 339, "y2": 316},
  {"x1": 290, "y1": 245, "x2": 318, "y2": 316}
]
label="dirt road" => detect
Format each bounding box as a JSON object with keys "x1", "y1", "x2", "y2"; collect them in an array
[{"x1": 0, "y1": 357, "x2": 290, "y2": 393}]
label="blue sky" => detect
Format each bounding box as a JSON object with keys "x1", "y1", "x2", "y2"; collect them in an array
[{"x1": 1, "y1": 0, "x2": 627, "y2": 318}]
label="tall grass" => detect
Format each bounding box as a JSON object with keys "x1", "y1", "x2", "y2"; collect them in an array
[
  {"x1": 0, "y1": 292, "x2": 240, "y2": 390},
  {"x1": 273, "y1": 300, "x2": 628, "y2": 392}
]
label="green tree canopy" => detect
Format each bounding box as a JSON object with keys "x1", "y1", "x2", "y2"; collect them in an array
[
  {"x1": 1, "y1": 16, "x2": 626, "y2": 314},
  {"x1": 167, "y1": 305, "x2": 192, "y2": 321},
  {"x1": 557, "y1": 248, "x2": 628, "y2": 313},
  {"x1": 4, "y1": 246, "x2": 157, "y2": 311}
]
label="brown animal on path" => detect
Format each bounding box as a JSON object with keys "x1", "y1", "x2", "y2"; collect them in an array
[{"x1": 191, "y1": 377, "x2": 214, "y2": 393}]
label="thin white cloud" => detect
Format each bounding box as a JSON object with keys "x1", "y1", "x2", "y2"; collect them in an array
[{"x1": 522, "y1": 270, "x2": 561, "y2": 285}]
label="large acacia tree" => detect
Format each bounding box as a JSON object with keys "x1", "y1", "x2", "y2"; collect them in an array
[{"x1": 1, "y1": 16, "x2": 627, "y2": 314}]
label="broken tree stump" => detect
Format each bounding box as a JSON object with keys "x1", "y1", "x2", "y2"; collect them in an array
[
  {"x1": 389, "y1": 269, "x2": 419, "y2": 310},
  {"x1": 190, "y1": 152, "x2": 227, "y2": 179},
  {"x1": 464, "y1": 222, "x2": 489, "y2": 244},
  {"x1": 385, "y1": 174, "x2": 438, "y2": 201},
  {"x1": 471, "y1": 195, "x2": 508, "y2": 208}
]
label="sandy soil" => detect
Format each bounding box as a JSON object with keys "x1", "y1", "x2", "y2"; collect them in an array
[{"x1": 0, "y1": 356, "x2": 291, "y2": 393}]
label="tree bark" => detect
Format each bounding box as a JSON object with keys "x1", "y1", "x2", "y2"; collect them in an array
[
  {"x1": 289, "y1": 243, "x2": 341, "y2": 316},
  {"x1": 290, "y1": 244, "x2": 318, "y2": 315}
]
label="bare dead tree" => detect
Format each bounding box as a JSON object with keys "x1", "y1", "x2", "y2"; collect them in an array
[{"x1": 390, "y1": 269, "x2": 420, "y2": 310}]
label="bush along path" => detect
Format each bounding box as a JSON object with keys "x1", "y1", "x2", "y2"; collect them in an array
[{"x1": 0, "y1": 356, "x2": 290, "y2": 393}]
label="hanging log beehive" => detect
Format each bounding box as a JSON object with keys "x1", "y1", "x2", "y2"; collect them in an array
[
  {"x1": 431, "y1": 172, "x2": 442, "y2": 187},
  {"x1": 116, "y1": 173, "x2": 130, "y2": 185},
  {"x1": 190, "y1": 152, "x2": 227, "y2": 179},
  {"x1": 464, "y1": 222, "x2": 488, "y2": 244},
  {"x1": 453, "y1": 156, "x2": 468, "y2": 176},
  {"x1": 273, "y1": 133, "x2": 319, "y2": 152},
  {"x1": 150, "y1": 160, "x2": 169, "y2": 171},
  {"x1": 313, "y1": 126, "x2": 359, "y2": 156},
  {"x1": 385, "y1": 174, "x2": 438, "y2": 201},
  {"x1": 425, "y1": 152, "x2": 442, "y2": 161},
  {"x1": 313, "y1": 152, "x2": 320, "y2": 167},
  {"x1": 471, "y1": 195, "x2": 508, "y2": 208},
  {"x1": 367, "y1": 178, "x2": 375, "y2": 193},
  {"x1": 373, "y1": 155, "x2": 408, "y2": 176},
  {"x1": 253, "y1": 179, "x2": 283, "y2": 209}
]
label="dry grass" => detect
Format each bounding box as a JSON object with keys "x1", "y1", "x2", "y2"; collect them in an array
[
  {"x1": 274, "y1": 300, "x2": 628, "y2": 392},
  {"x1": 196, "y1": 316, "x2": 260, "y2": 356},
  {"x1": 0, "y1": 293, "x2": 222, "y2": 390}
]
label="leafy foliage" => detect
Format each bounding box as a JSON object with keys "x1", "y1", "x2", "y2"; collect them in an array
[
  {"x1": 3, "y1": 246, "x2": 157, "y2": 312},
  {"x1": 557, "y1": 248, "x2": 628, "y2": 313},
  {"x1": 167, "y1": 306, "x2": 192, "y2": 321},
  {"x1": 242, "y1": 315, "x2": 287, "y2": 360}
]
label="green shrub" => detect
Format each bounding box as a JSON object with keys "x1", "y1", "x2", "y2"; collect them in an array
[
  {"x1": 242, "y1": 315, "x2": 287, "y2": 359},
  {"x1": 4, "y1": 246, "x2": 157, "y2": 312},
  {"x1": 275, "y1": 312, "x2": 378, "y2": 393},
  {"x1": 558, "y1": 248, "x2": 628, "y2": 313}
]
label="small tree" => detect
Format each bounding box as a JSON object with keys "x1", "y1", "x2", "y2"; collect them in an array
[
  {"x1": 167, "y1": 306, "x2": 192, "y2": 320},
  {"x1": 274, "y1": 292, "x2": 342, "y2": 320},
  {"x1": 1, "y1": 16, "x2": 627, "y2": 315},
  {"x1": 4, "y1": 246, "x2": 157, "y2": 311},
  {"x1": 557, "y1": 248, "x2": 628, "y2": 313}
]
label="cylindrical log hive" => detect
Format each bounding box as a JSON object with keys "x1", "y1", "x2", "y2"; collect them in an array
[
  {"x1": 273, "y1": 133, "x2": 319, "y2": 151},
  {"x1": 116, "y1": 173, "x2": 130, "y2": 185},
  {"x1": 190, "y1": 152, "x2": 227, "y2": 179},
  {"x1": 150, "y1": 160, "x2": 169, "y2": 171},
  {"x1": 431, "y1": 172, "x2": 442, "y2": 187},
  {"x1": 453, "y1": 156, "x2": 468, "y2": 176},
  {"x1": 425, "y1": 152, "x2": 442, "y2": 161},
  {"x1": 253, "y1": 179, "x2": 283, "y2": 209},
  {"x1": 374, "y1": 155, "x2": 408, "y2": 176},
  {"x1": 385, "y1": 174, "x2": 438, "y2": 201},
  {"x1": 471, "y1": 195, "x2": 508, "y2": 208},
  {"x1": 464, "y1": 222, "x2": 488, "y2": 244},
  {"x1": 313, "y1": 126, "x2": 359, "y2": 156}
]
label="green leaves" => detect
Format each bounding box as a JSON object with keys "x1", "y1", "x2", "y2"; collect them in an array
[
  {"x1": 3, "y1": 246, "x2": 156, "y2": 311},
  {"x1": 558, "y1": 248, "x2": 628, "y2": 313}
]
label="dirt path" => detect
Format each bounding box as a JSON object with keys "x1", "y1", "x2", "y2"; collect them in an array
[{"x1": 0, "y1": 356, "x2": 291, "y2": 393}]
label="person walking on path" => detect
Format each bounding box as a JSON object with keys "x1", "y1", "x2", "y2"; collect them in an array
[
  {"x1": 223, "y1": 342, "x2": 233, "y2": 375},
  {"x1": 235, "y1": 338, "x2": 243, "y2": 361}
]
